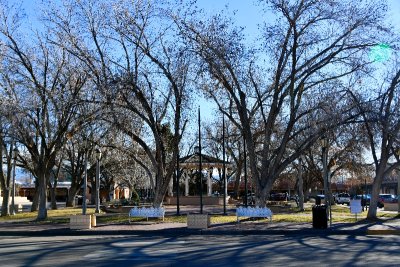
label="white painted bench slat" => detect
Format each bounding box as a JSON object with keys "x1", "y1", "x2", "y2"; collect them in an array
[
  {"x1": 128, "y1": 207, "x2": 165, "y2": 222},
  {"x1": 236, "y1": 206, "x2": 273, "y2": 223}
]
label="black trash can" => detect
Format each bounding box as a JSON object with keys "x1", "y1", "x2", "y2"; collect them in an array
[{"x1": 312, "y1": 205, "x2": 327, "y2": 229}]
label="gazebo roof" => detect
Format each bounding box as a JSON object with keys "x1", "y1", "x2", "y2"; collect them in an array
[{"x1": 179, "y1": 152, "x2": 231, "y2": 169}]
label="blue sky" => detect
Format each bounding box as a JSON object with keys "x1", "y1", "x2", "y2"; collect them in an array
[
  {"x1": 196, "y1": 0, "x2": 264, "y2": 37},
  {"x1": 387, "y1": 0, "x2": 400, "y2": 30},
  {"x1": 197, "y1": 0, "x2": 400, "y2": 38},
  {"x1": 18, "y1": 0, "x2": 400, "y2": 41}
]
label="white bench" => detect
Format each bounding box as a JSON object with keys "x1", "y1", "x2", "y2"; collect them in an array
[
  {"x1": 236, "y1": 206, "x2": 273, "y2": 223},
  {"x1": 128, "y1": 207, "x2": 165, "y2": 222}
]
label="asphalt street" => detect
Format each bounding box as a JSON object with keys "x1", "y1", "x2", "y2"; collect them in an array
[{"x1": 1, "y1": 234, "x2": 399, "y2": 267}]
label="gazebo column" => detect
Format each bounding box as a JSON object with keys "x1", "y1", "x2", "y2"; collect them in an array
[
  {"x1": 207, "y1": 169, "x2": 212, "y2": 196},
  {"x1": 185, "y1": 173, "x2": 189, "y2": 196}
]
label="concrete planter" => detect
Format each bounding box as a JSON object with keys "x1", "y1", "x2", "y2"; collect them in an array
[
  {"x1": 187, "y1": 213, "x2": 210, "y2": 229},
  {"x1": 70, "y1": 214, "x2": 92, "y2": 230},
  {"x1": 384, "y1": 203, "x2": 399, "y2": 212}
]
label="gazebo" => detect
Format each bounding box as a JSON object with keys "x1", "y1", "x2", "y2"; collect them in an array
[
  {"x1": 166, "y1": 151, "x2": 231, "y2": 205},
  {"x1": 181, "y1": 151, "x2": 231, "y2": 196}
]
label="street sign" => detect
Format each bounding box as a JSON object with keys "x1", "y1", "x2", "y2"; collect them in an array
[
  {"x1": 350, "y1": 199, "x2": 362, "y2": 214},
  {"x1": 350, "y1": 199, "x2": 362, "y2": 221}
]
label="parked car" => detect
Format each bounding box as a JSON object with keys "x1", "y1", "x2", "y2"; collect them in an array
[
  {"x1": 269, "y1": 193, "x2": 287, "y2": 201},
  {"x1": 378, "y1": 194, "x2": 397, "y2": 208},
  {"x1": 336, "y1": 193, "x2": 351, "y2": 205},
  {"x1": 379, "y1": 194, "x2": 397, "y2": 203}
]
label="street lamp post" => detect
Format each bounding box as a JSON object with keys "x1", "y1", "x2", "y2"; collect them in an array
[
  {"x1": 243, "y1": 135, "x2": 248, "y2": 207},
  {"x1": 396, "y1": 170, "x2": 400, "y2": 213},
  {"x1": 198, "y1": 108, "x2": 203, "y2": 214},
  {"x1": 222, "y1": 114, "x2": 227, "y2": 215},
  {"x1": 82, "y1": 149, "x2": 88, "y2": 215},
  {"x1": 11, "y1": 147, "x2": 18, "y2": 215},
  {"x1": 176, "y1": 141, "x2": 180, "y2": 216},
  {"x1": 397, "y1": 149, "x2": 400, "y2": 213},
  {"x1": 321, "y1": 136, "x2": 331, "y2": 227},
  {"x1": 95, "y1": 148, "x2": 102, "y2": 214}
]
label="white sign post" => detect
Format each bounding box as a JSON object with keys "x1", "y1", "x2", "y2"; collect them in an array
[{"x1": 350, "y1": 199, "x2": 362, "y2": 221}]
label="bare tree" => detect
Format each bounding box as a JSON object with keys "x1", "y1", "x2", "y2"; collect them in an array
[
  {"x1": 176, "y1": 0, "x2": 389, "y2": 206},
  {"x1": 0, "y1": 2, "x2": 88, "y2": 219},
  {"x1": 0, "y1": 119, "x2": 14, "y2": 216},
  {"x1": 351, "y1": 66, "x2": 400, "y2": 219},
  {"x1": 44, "y1": 0, "x2": 193, "y2": 207}
]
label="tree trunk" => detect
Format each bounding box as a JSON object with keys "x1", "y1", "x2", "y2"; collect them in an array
[
  {"x1": 90, "y1": 180, "x2": 96, "y2": 205},
  {"x1": 50, "y1": 185, "x2": 57, "y2": 210},
  {"x1": 298, "y1": 164, "x2": 304, "y2": 211},
  {"x1": 49, "y1": 177, "x2": 58, "y2": 210},
  {"x1": 233, "y1": 161, "x2": 243, "y2": 199},
  {"x1": 128, "y1": 184, "x2": 133, "y2": 200},
  {"x1": 1, "y1": 188, "x2": 10, "y2": 216},
  {"x1": 36, "y1": 173, "x2": 48, "y2": 221},
  {"x1": 152, "y1": 173, "x2": 170, "y2": 208},
  {"x1": 153, "y1": 190, "x2": 164, "y2": 208},
  {"x1": 31, "y1": 181, "x2": 39, "y2": 212},
  {"x1": 367, "y1": 163, "x2": 387, "y2": 219},
  {"x1": 66, "y1": 187, "x2": 80, "y2": 207},
  {"x1": 66, "y1": 195, "x2": 75, "y2": 207},
  {"x1": 254, "y1": 174, "x2": 275, "y2": 207},
  {"x1": 255, "y1": 187, "x2": 269, "y2": 207},
  {"x1": 233, "y1": 173, "x2": 240, "y2": 199}
]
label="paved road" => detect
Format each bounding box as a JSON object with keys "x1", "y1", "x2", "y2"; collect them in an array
[{"x1": 1, "y1": 234, "x2": 399, "y2": 266}]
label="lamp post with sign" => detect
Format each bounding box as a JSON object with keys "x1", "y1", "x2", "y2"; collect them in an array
[{"x1": 321, "y1": 136, "x2": 331, "y2": 227}]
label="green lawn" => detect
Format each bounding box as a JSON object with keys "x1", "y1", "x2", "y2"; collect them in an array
[
  {"x1": 0, "y1": 205, "x2": 397, "y2": 225},
  {"x1": 0, "y1": 207, "x2": 96, "y2": 223}
]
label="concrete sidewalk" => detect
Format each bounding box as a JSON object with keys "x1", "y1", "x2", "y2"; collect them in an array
[
  {"x1": 1, "y1": 204, "x2": 399, "y2": 236},
  {"x1": 0, "y1": 217, "x2": 399, "y2": 237}
]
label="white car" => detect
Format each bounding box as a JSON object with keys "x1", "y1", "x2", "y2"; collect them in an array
[{"x1": 336, "y1": 193, "x2": 350, "y2": 205}]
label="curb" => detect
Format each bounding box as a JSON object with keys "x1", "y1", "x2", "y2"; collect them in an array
[
  {"x1": 0, "y1": 228, "x2": 370, "y2": 237},
  {"x1": 366, "y1": 229, "x2": 400, "y2": 235}
]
